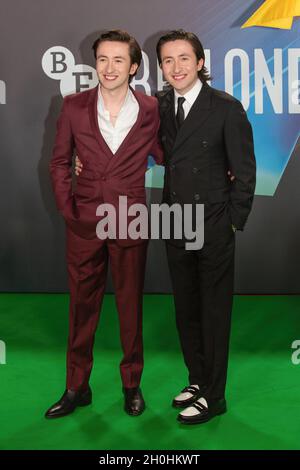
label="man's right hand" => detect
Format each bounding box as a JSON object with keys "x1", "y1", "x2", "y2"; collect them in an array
[{"x1": 75, "y1": 156, "x2": 83, "y2": 176}]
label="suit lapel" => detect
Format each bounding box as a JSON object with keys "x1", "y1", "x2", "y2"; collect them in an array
[
  {"x1": 158, "y1": 88, "x2": 177, "y2": 153},
  {"x1": 106, "y1": 86, "x2": 145, "y2": 171},
  {"x1": 88, "y1": 86, "x2": 111, "y2": 163},
  {"x1": 172, "y1": 83, "x2": 213, "y2": 154},
  {"x1": 88, "y1": 86, "x2": 145, "y2": 173}
]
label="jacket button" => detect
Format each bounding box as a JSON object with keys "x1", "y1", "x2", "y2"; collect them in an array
[
  {"x1": 172, "y1": 191, "x2": 177, "y2": 196},
  {"x1": 194, "y1": 193, "x2": 200, "y2": 201},
  {"x1": 101, "y1": 176, "x2": 106, "y2": 181},
  {"x1": 202, "y1": 141, "x2": 208, "y2": 148},
  {"x1": 170, "y1": 164, "x2": 175, "y2": 170},
  {"x1": 192, "y1": 168, "x2": 198, "y2": 173}
]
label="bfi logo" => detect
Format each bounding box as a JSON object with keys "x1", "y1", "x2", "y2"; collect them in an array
[
  {"x1": 0, "y1": 340, "x2": 6, "y2": 364},
  {"x1": 0, "y1": 80, "x2": 6, "y2": 104},
  {"x1": 42, "y1": 46, "x2": 98, "y2": 97}
]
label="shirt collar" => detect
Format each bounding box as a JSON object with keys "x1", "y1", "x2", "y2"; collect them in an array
[
  {"x1": 174, "y1": 79, "x2": 202, "y2": 107},
  {"x1": 98, "y1": 84, "x2": 133, "y2": 112}
]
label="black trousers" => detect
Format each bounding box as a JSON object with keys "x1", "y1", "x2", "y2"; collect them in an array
[{"x1": 166, "y1": 217, "x2": 235, "y2": 404}]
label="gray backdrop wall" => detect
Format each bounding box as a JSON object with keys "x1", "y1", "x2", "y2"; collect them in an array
[{"x1": 1, "y1": 0, "x2": 299, "y2": 293}]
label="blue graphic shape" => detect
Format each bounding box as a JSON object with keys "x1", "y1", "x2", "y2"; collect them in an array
[
  {"x1": 213, "y1": 36, "x2": 300, "y2": 196},
  {"x1": 146, "y1": 155, "x2": 164, "y2": 189},
  {"x1": 211, "y1": 16, "x2": 300, "y2": 196}
]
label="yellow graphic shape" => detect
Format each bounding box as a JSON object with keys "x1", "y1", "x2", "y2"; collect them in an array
[{"x1": 242, "y1": 0, "x2": 300, "y2": 29}]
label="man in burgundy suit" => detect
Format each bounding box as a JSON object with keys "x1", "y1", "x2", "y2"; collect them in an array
[{"x1": 45, "y1": 30, "x2": 163, "y2": 419}]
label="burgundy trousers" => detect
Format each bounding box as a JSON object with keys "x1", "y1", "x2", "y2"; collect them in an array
[{"x1": 65, "y1": 228, "x2": 147, "y2": 391}]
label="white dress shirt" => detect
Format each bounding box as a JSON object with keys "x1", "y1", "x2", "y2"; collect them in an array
[
  {"x1": 97, "y1": 86, "x2": 139, "y2": 154},
  {"x1": 174, "y1": 79, "x2": 202, "y2": 120}
]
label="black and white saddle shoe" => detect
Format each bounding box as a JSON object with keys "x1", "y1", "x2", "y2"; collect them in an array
[
  {"x1": 177, "y1": 397, "x2": 227, "y2": 424},
  {"x1": 172, "y1": 385, "x2": 201, "y2": 408}
]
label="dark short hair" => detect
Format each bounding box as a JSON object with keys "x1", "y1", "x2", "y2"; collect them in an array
[
  {"x1": 156, "y1": 29, "x2": 211, "y2": 83},
  {"x1": 92, "y1": 30, "x2": 142, "y2": 83}
]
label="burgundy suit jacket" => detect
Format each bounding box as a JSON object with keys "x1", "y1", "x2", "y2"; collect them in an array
[{"x1": 50, "y1": 86, "x2": 163, "y2": 244}]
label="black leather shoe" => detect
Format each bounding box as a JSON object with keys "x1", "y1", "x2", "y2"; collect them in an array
[
  {"x1": 172, "y1": 385, "x2": 202, "y2": 408},
  {"x1": 45, "y1": 386, "x2": 92, "y2": 419},
  {"x1": 177, "y1": 398, "x2": 226, "y2": 424},
  {"x1": 123, "y1": 387, "x2": 145, "y2": 416}
]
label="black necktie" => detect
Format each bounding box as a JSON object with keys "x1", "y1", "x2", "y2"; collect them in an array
[{"x1": 176, "y1": 97, "x2": 185, "y2": 128}]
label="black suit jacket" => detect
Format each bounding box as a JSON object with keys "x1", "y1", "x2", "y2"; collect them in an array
[{"x1": 157, "y1": 83, "x2": 256, "y2": 243}]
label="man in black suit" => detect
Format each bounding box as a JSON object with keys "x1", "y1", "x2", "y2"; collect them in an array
[{"x1": 156, "y1": 30, "x2": 256, "y2": 424}]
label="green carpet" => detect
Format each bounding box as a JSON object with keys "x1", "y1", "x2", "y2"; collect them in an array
[{"x1": 0, "y1": 294, "x2": 299, "y2": 450}]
